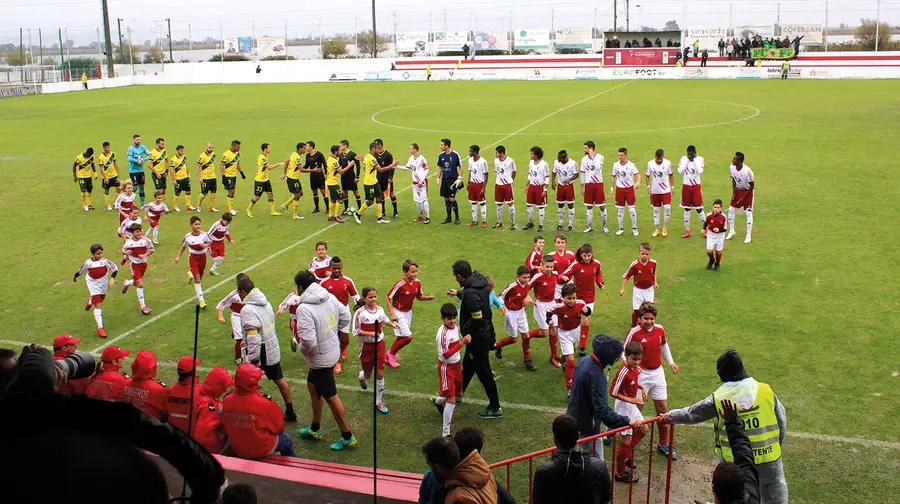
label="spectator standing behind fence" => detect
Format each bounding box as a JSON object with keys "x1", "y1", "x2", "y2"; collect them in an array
[
  {"x1": 701, "y1": 49, "x2": 709, "y2": 67},
  {"x1": 693, "y1": 39, "x2": 700, "y2": 56},
  {"x1": 718, "y1": 38, "x2": 725, "y2": 57},
  {"x1": 726, "y1": 42, "x2": 734, "y2": 60},
  {"x1": 222, "y1": 362, "x2": 295, "y2": 458},
  {"x1": 532, "y1": 415, "x2": 611, "y2": 504},
  {"x1": 661, "y1": 349, "x2": 787, "y2": 504}
]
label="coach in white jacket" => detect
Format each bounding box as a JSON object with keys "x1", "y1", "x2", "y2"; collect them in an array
[
  {"x1": 293, "y1": 270, "x2": 358, "y2": 450},
  {"x1": 238, "y1": 275, "x2": 296, "y2": 422}
]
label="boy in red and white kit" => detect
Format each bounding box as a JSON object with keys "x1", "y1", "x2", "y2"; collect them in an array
[
  {"x1": 547, "y1": 284, "x2": 591, "y2": 393},
  {"x1": 646, "y1": 149, "x2": 674, "y2": 238},
  {"x1": 610, "y1": 147, "x2": 641, "y2": 236},
  {"x1": 218, "y1": 272, "x2": 249, "y2": 364},
  {"x1": 207, "y1": 212, "x2": 235, "y2": 276},
  {"x1": 580, "y1": 140, "x2": 608, "y2": 234},
  {"x1": 493, "y1": 145, "x2": 517, "y2": 229},
  {"x1": 561, "y1": 244, "x2": 604, "y2": 357},
  {"x1": 677, "y1": 145, "x2": 706, "y2": 238},
  {"x1": 525, "y1": 235, "x2": 545, "y2": 275},
  {"x1": 308, "y1": 241, "x2": 331, "y2": 281},
  {"x1": 523, "y1": 146, "x2": 549, "y2": 232},
  {"x1": 551, "y1": 234, "x2": 575, "y2": 301},
  {"x1": 319, "y1": 256, "x2": 359, "y2": 374},
  {"x1": 354, "y1": 286, "x2": 398, "y2": 415},
  {"x1": 118, "y1": 206, "x2": 143, "y2": 265},
  {"x1": 142, "y1": 189, "x2": 170, "y2": 244},
  {"x1": 385, "y1": 259, "x2": 435, "y2": 368},
  {"x1": 727, "y1": 151, "x2": 755, "y2": 244},
  {"x1": 173, "y1": 216, "x2": 212, "y2": 309},
  {"x1": 429, "y1": 303, "x2": 472, "y2": 437},
  {"x1": 114, "y1": 180, "x2": 137, "y2": 224},
  {"x1": 703, "y1": 199, "x2": 728, "y2": 271},
  {"x1": 74, "y1": 243, "x2": 118, "y2": 337},
  {"x1": 121, "y1": 224, "x2": 154, "y2": 315},
  {"x1": 552, "y1": 150, "x2": 579, "y2": 232},
  {"x1": 494, "y1": 266, "x2": 534, "y2": 362},
  {"x1": 523, "y1": 255, "x2": 563, "y2": 370},
  {"x1": 620, "y1": 243, "x2": 659, "y2": 327},
  {"x1": 610, "y1": 342, "x2": 649, "y2": 483},
  {"x1": 623, "y1": 302, "x2": 680, "y2": 460},
  {"x1": 466, "y1": 145, "x2": 489, "y2": 228}
]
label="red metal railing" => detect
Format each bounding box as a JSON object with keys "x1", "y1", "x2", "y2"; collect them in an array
[{"x1": 488, "y1": 417, "x2": 676, "y2": 504}]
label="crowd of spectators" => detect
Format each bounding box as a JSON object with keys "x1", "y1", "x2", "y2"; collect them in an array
[{"x1": 605, "y1": 37, "x2": 680, "y2": 49}]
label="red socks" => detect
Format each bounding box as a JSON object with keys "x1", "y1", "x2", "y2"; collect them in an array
[
  {"x1": 715, "y1": 251, "x2": 723, "y2": 264},
  {"x1": 631, "y1": 310, "x2": 639, "y2": 327},
  {"x1": 549, "y1": 333, "x2": 559, "y2": 361},
  {"x1": 496, "y1": 336, "x2": 517, "y2": 349},
  {"x1": 579, "y1": 325, "x2": 589, "y2": 350},
  {"x1": 565, "y1": 359, "x2": 575, "y2": 391},
  {"x1": 525, "y1": 329, "x2": 544, "y2": 339},
  {"x1": 233, "y1": 340, "x2": 242, "y2": 360},
  {"x1": 522, "y1": 338, "x2": 531, "y2": 361},
  {"x1": 615, "y1": 428, "x2": 647, "y2": 476},
  {"x1": 389, "y1": 336, "x2": 413, "y2": 355},
  {"x1": 658, "y1": 422, "x2": 669, "y2": 446}
]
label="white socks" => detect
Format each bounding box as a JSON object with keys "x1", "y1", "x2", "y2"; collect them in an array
[
  {"x1": 557, "y1": 206, "x2": 564, "y2": 227},
  {"x1": 628, "y1": 206, "x2": 637, "y2": 230},
  {"x1": 527, "y1": 205, "x2": 534, "y2": 223},
  {"x1": 653, "y1": 207, "x2": 661, "y2": 226},
  {"x1": 471, "y1": 203, "x2": 478, "y2": 223},
  {"x1": 600, "y1": 207, "x2": 608, "y2": 228},
  {"x1": 586, "y1": 205, "x2": 594, "y2": 227},
  {"x1": 728, "y1": 206, "x2": 736, "y2": 232},
  {"x1": 423, "y1": 201, "x2": 430, "y2": 218},
  {"x1": 375, "y1": 378, "x2": 385, "y2": 404},
  {"x1": 136, "y1": 287, "x2": 146, "y2": 308},
  {"x1": 568, "y1": 207, "x2": 575, "y2": 228},
  {"x1": 617, "y1": 207, "x2": 625, "y2": 230},
  {"x1": 442, "y1": 402, "x2": 455, "y2": 437},
  {"x1": 496, "y1": 204, "x2": 503, "y2": 224},
  {"x1": 538, "y1": 207, "x2": 545, "y2": 227},
  {"x1": 663, "y1": 204, "x2": 671, "y2": 227},
  {"x1": 698, "y1": 209, "x2": 707, "y2": 222},
  {"x1": 479, "y1": 203, "x2": 486, "y2": 223},
  {"x1": 124, "y1": 279, "x2": 134, "y2": 287},
  {"x1": 508, "y1": 204, "x2": 515, "y2": 225},
  {"x1": 152, "y1": 226, "x2": 159, "y2": 240},
  {"x1": 746, "y1": 209, "x2": 753, "y2": 238},
  {"x1": 684, "y1": 211, "x2": 691, "y2": 230},
  {"x1": 193, "y1": 282, "x2": 205, "y2": 302},
  {"x1": 212, "y1": 256, "x2": 224, "y2": 270},
  {"x1": 94, "y1": 308, "x2": 103, "y2": 329}
]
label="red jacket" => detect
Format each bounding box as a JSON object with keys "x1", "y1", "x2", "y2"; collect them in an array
[
  {"x1": 121, "y1": 350, "x2": 169, "y2": 420},
  {"x1": 53, "y1": 350, "x2": 91, "y2": 395},
  {"x1": 222, "y1": 363, "x2": 284, "y2": 459},
  {"x1": 85, "y1": 363, "x2": 129, "y2": 401},
  {"x1": 165, "y1": 379, "x2": 203, "y2": 433}
]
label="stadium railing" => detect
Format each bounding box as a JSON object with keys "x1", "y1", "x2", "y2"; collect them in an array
[{"x1": 488, "y1": 416, "x2": 676, "y2": 504}]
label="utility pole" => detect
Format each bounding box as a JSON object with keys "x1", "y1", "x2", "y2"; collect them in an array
[
  {"x1": 117, "y1": 19, "x2": 124, "y2": 63},
  {"x1": 824, "y1": 1, "x2": 829, "y2": 51},
  {"x1": 20, "y1": 28, "x2": 24, "y2": 67},
  {"x1": 392, "y1": 11, "x2": 397, "y2": 58},
  {"x1": 625, "y1": 0, "x2": 630, "y2": 32},
  {"x1": 38, "y1": 29, "x2": 43, "y2": 66},
  {"x1": 167, "y1": 18, "x2": 173, "y2": 62},
  {"x1": 875, "y1": 0, "x2": 881, "y2": 51},
  {"x1": 101, "y1": 0, "x2": 115, "y2": 76},
  {"x1": 729, "y1": 4, "x2": 733, "y2": 30},
  {"x1": 371, "y1": 0, "x2": 378, "y2": 58},
  {"x1": 613, "y1": 0, "x2": 618, "y2": 32},
  {"x1": 776, "y1": 3, "x2": 781, "y2": 26},
  {"x1": 188, "y1": 24, "x2": 193, "y2": 53}
]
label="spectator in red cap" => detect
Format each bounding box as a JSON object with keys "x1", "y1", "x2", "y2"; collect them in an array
[
  {"x1": 194, "y1": 366, "x2": 234, "y2": 454},
  {"x1": 166, "y1": 355, "x2": 203, "y2": 433},
  {"x1": 52, "y1": 334, "x2": 90, "y2": 395},
  {"x1": 121, "y1": 350, "x2": 169, "y2": 420},
  {"x1": 222, "y1": 362, "x2": 294, "y2": 458},
  {"x1": 85, "y1": 345, "x2": 130, "y2": 401}
]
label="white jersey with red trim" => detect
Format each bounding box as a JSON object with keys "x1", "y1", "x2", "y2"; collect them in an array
[
  {"x1": 467, "y1": 157, "x2": 488, "y2": 184},
  {"x1": 730, "y1": 164, "x2": 755, "y2": 190},
  {"x1": 182, "y1": 232, "x2": 211, "y2": 255},
  {"x1": 354, "y1": 305, "x2": 390, "y2": 343},
  {"x1": 436, "y1": 324, "x2": 462, "y2": 364},
  {"x1": 677, "y1": 155, "x2": 705, "y2": 186},
  {"x1": 309, "y1": 256, "x2": 332, "y2": 280},
  {"x1": 527, "y1": 159, "x2": 550, "y2": 186},
  {"x1": 114, "y1": 192, "x2": 136, "y2": 211},
  {"x1": 580, "y1": 153, "x2": 604, "y2": 184},
  {"x1": 612, "y1": 160, "x2": 639, "y2": 189},
  {"x1": 78, "y1": 258, "x2": 117, "y2": 295},
  {"x1": 553, "y1": 159, "x2": 578, "y2": 186},
  {"x1": 122, "y1": 237, "x2": 154, "y2": 264},
  {"x1": 207, "y1": 220, "x2": 231, "y2": 242},
  {"x1": 216, "y1": 289, "x2": 244, "y2": 314},
  {"x1": 494, "y1": 156, "x2": 516, "y2": 186},
  {"x1": 278, "y1": 291, "x2": 302, "y2": 338},
  {"x1": 142, "y1": 202, "x2": 169, "y2": 221},
  {"x1": 407, "y1": 155, "x2": 430, "y2": 185},
  {"x1": 646, "y1": 159, "x2": 673, "y2": 195},
  {"x1": 118, "y1": 216, "x2": 143, "y2": 239}
]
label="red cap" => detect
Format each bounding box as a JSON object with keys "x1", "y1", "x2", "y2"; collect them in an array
[
  {"x1": 177, "y1": 355, "x2": 202, "y2": 374},
  {"x1": 52, "y1": 334, "x2": 81, "y2": 348},
  {"x1": 101, "y1": 346, "x2": 131, "y2": 362}
]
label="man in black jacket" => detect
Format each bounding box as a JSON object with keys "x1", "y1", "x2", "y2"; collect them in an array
[
  {"x1": 449, "y1": 260, "x2": 502, "y2": 419},
  {"x1": 533, "y1": 415, "x2": 611, "y2": 504},
  {"x1": 712, "y1": 399, "x2": 761, "y2": 504}
]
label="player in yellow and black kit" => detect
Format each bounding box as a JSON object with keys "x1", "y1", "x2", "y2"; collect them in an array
[
  {"x1": 97, "y1": 141, "x2": 121, "y2": 210},
  {"x1": 168, "y1": 144, "x2": 195, "y2": 211},
  {"x1": 196, "y1": 143, "x2": 218, "y2": 212},
  {"x1": 339, "y1": 139, "x2": 363, "y2": 215},
  {"x1": 149, "y1": 138, "x2": 169, "y2": 193},
  {"x1": 353, "y1": 142, "x2": 391, "y2": 224},
  {"x1": 325, "y1": 144, "x2": 352, "y2": 223},
  {"x1": 72, "y1": 146, "x2": 96, "y2": 212},
  {"x1": 305, "y1": 141, "x2": 329, "y2": 214},
  {"x1": 279, "y1": 142, "x2": 310, "y2": 220},
  {"x1": 374, "y1": 138, "x2": 400, "y2": 218},
  {"x1": 220, "y1": 140, "x2": 245, "y2": 216},
  {"x1": 246, "y1": 143, "x2": 285, "y2": 218}
]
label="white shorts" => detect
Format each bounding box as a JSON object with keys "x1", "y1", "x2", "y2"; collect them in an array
[
  {"x1": 614, "y1": 400, "x2": 644, "y2": 436},
  {"x1": 557, "y1": 327, "x2": 579, "y2": 356},
  {"x1": 231, "y1": 312, "x2": 244, "y2": 341},
  {"x1": 413, "y1": 184, "x2": 428, "y2": 203},
  {"x1": 393, "y1": 309, "x2": 413, "y2": 337},
  {"x1": 554, "y1": 283, "x2": 563, "y2": 301},
  {"x1": 632, "y1": 286, "x2": 655, "y2": 311},
  {"x1": 577, "y1": 301, "x2": 595, "y2": 315},
  {"x1": 533, "y1": 300, "x2": 555, "y2": 330},
  {"x1": 638, "y1": 366, "x2": 668, "y2": 401},
  {"x1": 706, "y1": 232, "x2": 725, "y2": 252},
  {"x1": 504, "y1": 308, "x2": 529, "y2": 337}
]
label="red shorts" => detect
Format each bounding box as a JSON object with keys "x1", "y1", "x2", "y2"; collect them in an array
[
  {"x1": 615, "y1": 187, "x2": 636, "y2": 207},
  {"x1": 438, "y1": 361, "x2": 463, "y2": 398},
  {"x1": 650, "y1": 193, "x2": 672, "y2": 207},
  {"x1": 583, "y1": 183, "x2": 606, "y2": 206},
  {"x1": 90, "y1": 294, "x2": 107, "y2": 305},
  {"x1": 556, "y1": 184, "x2": 575, "y2": 204},
  {"x1": 130, "y1": 262, "x2": 147, "y2": 281},
  {"x1": 189, "y1": 254, "x2": 207, "y2": 276},
  {"x1": 118, "y1": 214, "x2": 126, "y2": 224},
  {"x1": 148, "y1": 218, "x2": 159, "y2": 228},
  {"x1": 359, "y1": 340, "x2": 386, "y2": 375},
  {"x1": 467, "y1": 182, "x2": 486, "y2": 202},
  {"x1": 210, "y1": 240, "x2": 226, "y2": 258},
  {"x1": 680, "y1": 184, "x2": 704, "y2": 209},
  {"x1": 730, "y1": 190, "x2": 754, "y2": 210},
  {"x1": 526, "y1": 185, "x2": 547, "y2": 206},
  {"x1": 494, "y1": 183, "x2": 514, "y2": 203}
]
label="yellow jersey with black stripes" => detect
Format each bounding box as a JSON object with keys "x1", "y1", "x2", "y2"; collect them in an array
[
  {"x1": 286, "y1": 152, "x2": 303, "y2": 180},
  {"x1": 256, "y1": 154, "x2": 272, "y2": 182},
  {"x1": 325, "y1": 156, "x2": 342, "y2": 186},
  {"x1": 221, "y1": 149, "x2": 240, "y2": 177},
  {"x1": 149, "y1": 148, "x2": 168, "y2": 173},
  {"x1": 75, "y1": 153, "x2": 94, "y2": 178},
  {"x1": 362, "y1": 153, "x2": 378, "y2": 186},
  {"x1": 197, "y1": 150, "x2": 216, "y2": 179},
  {"x1": 97, "y1": 152, "x2": 118, "y2": 179},
  {"x1": 171, "y1": 154, "x2": 189, "y2": 180}
]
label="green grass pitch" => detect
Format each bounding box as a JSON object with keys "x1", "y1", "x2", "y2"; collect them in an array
[{"x1": 1, "y1": 80, "x2": 899, "y2": 503}]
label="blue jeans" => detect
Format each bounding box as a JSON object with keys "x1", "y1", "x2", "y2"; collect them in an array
[{"x1": 276, "y1": 431, "x2": 295, "y2": 457}]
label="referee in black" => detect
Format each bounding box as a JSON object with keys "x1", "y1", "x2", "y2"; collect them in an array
[
  {"x1": 373, "y1": 139, "x2": 400, "y2": 218},
  {"x1": 448, "y1": 260, "x2": 502, "y2": 419},
  {"x1": 305, "y1": 141, "x2": 328, "y2": 214},
  {"x1": 339, "y1": 140, "x2": 362, "y2": 214}
]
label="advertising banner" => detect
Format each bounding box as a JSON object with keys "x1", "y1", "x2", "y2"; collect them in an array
[
  {"x1": 472, "y1": 31, "x2": 509, "y2": 51},
  {"x1": 780, "y1": 24, "x2": 823, "y2": 45},
  {"x1": 396, "y1": 31, "x2": 429, "y2": 54},
  {"x1": 514, "y1": 29, "x2": 550, "y2": 51},
  {"x1": 364, "y1": 71, "x2": 392, "y2": 81},
  {"x1": 751, "y1": 47, "x2": 795, "y2": 59},
  {"x1": 328, "y1": 72, "x2": 361, "y2": 82},
  {"x1": 603, "y1": 48, "x2": 680, "y2": 66},
  {"x1": 610, "y1": 68, "x2": 679, "y2": 79},
  {"x1": 0, "y1": 85, "x2": 41, "y2": 98},
  {"x1": 575, "y1": 68, "x2": 600, "y2": 80},
  {"x1": 554, "y1": 28, "x2": 593, "y2": 50},
  {"x1": 733, "y1": 24, "x2": 775, "y2": 39},
  {"x1": 686, "y1": 26, "x2": 727, "y2": 51},
  {"x1": 434, "y1": 31, "x2": 469, "y2": 52},
  {"x1": 223, "y1": 37, "x2": 251, "y2": 56},
  {"x1": 256, "y1": 36, "x2": 286, "y2": 58}
]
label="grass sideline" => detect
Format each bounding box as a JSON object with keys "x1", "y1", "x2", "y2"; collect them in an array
[{"x1": 1, "y1": 80, "x2": 899, "y2": 503}]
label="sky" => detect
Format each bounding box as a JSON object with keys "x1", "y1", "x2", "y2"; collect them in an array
[{"x1": 1, "y1": 0, "x2": 897, "y2": 45}]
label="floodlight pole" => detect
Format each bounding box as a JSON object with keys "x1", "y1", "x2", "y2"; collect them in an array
[
  {"x1": 875, "y1": 0, "x2": 881, "y2": 51},
  {"x1": 371, "y1": 0, "x2": 378, "y2": 58},
  {"x1": 117, "y1": 19, "x2": 124, "y2": 62},
  {"x1": 167, "y1": 18, "x2": 173, "y2": 62}
]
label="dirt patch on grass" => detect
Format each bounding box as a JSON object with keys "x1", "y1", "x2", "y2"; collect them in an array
[{"x1": 613, "y1": 454, "x2": 713, "y2": 503}]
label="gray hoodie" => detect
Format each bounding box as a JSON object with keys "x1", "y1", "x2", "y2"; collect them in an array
[
  {"x1": 240, "y1": 288, "x2": 281, "y2": 367},
  {"x1": 296, "y1": 283, "x2": 351, "y2": 369}
]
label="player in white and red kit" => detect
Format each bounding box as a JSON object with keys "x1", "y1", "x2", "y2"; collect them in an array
[
  {"x1": 551, "y1": 234, "x2": 575, "y2": 301},
  {"x1": 552, "y1": 150, "x2": 579, "y2": 232},
  {"x1": 523, "y1": 256, "x2": 563, "y2": 370},
  {"x1": 610, "y1": 147, "x2": 641, "y2": 236},
  {"x1": 494, "y1": 266, "x2": 534, "y2": 362},
  {"x1": 114, "y1": 180, "x2": 137, "y2": 224},
  {"x1": 404, "y1": 143, "x2": 431, "y2": 223},
  {"x1": 308, "y1": 241, "x2": 331, "y2": 280},
  {"x1": 610, "y1": 341, "x2": 649, "y2": 483},
  {"x1": 561, "y1": 243, "x2": 604, "y2": 356},
  {"x1": 354, "y1": 286, "x2": 398, "y2": 415},
  {"x1": 173, "y1": 215, "x2": 212, "y2": 308},
  {"x1": 623, "y1": 302, "x2": 680, "y2": 460},
  {"x1": 319, "y1": 256, "x2": 359, "y2": 374},
  {"x1": 118, "y1": 206, "x2": 143, "y2": 265},
  {"x1": 141, "y1": 189, "x2": 170, "y2": 244},
  {"x1": 547, "y1": 284, "x2": 591, "y2": 393},
  {"x1": 218, "y1": 272, "x2": 249, "y2": 363},
  {"x1": 703, "y1": 199, "x2": 728, "y2": 271},
  {"x1": 524, "y1": 146, "x2": 549, "y2": 232},
  {"x1": 430, "y1": 303, "x2": 472, "y2": 437},
  {"x1": 384, "y1": 259, "x2": 435, "y2": 367},
  {"x1": 120, "y1": 224, "x2": 155, "y2": 315},
  {"x1": 727, "y1": 151, "x2": 755, "y2": 244},
  {"x1": 207, "y1": 212, "x2": 235, "y2": 276},
  {"x1": 620, "y1": 243, "x2": 659, "y2": 327},
  {"x1": 580, "y1": 141, "x2": 608, "y2": 233},
  {"x1": 677, "y1": 145, "x2": 707, "y2": 238},
  {"x1": 74, "y1": 243, "x2": 118, "y2": 337},
  {"x1": 524, "y1": 235, "x2": 545, "y2": 275},
  {"x1": 465, "y1": 145, "x2": 489, "y2": 228},
  {"x1": 646, "y1": 149, "x2": 674, "y2": 238},
  {"x1": 493, "y1": 145, "x2": 517, "y2": 229}
]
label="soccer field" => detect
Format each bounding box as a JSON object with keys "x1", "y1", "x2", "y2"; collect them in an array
[{"x1": 1, "y1": 80, "x2": 899, "y2": 503}]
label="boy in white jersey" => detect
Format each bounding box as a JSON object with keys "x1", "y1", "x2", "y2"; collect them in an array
[
  {"x1": 207, "y1": 212, "x2": 235, "y2": 276},
  {"x1": 121, "y1": 224, "x2": 155, "y2": 315},
  {"x1": 677, "y1": 145, "x2": 707, "y2": 238},
  {"x1": 142, "y1": 189, "x2": 170, "y2": 244},
  {"x1": 114, "y1": 180, "x2": 137, "y2": 225},
  {"x1": 610, "y1": 147, "x2": 641, "y2": 236},
  {"x1": 645, "y1": 149, "x2": 675, "y2": 238},
  {"x1": 354, "y1": 286, "x2": 398, "y2": 415},
  {"x1": 429, "y1": 303, "x2": 472, "y2": 437},
  {"x1": 552, "y1": 150, "x2": 579, "y2": 232},
  {"x1": 118, "y1": 206, "x2": 143, "y2": 265},
  {"x1": 276, "y1": 282, "x2": 303, "y2": 354},
  {"x1": 173, "y1": 216, "x2": 212, "y2": 308},
  {"x1": 308, "y1": 241, "x2": 332, "y2": 280},
  {"x1": 465, "y1": 145, "x2": 489, "y2": 228},
  {"x1": 524, "y1": 146, "x2": 550, "y2": 232},
  {"x1": 74, "y1": 243, "x2": 118, "y2": 338},
  {"x1": 218, "y1": 272, "x2": 249, "y2": 364},
  {"x1": 403, "y1": 143, "x2": 431, "y2": 224},
  {"x1": 580, "y1": 141, "x2": 608, "y2": 233},
  {"x1": 727, "y1": 151, "x2": 755, "y2": 244},
  {"x1": 493, "y1": 145, "x2": 517, "y2": 229}
]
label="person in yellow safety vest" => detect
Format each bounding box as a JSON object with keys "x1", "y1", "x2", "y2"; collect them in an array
[
  {"x1": 660, "y1": 349, "x2": 788, "y2": 504},
  {"x1": 81, "y1": 72, "x2": 88, "y2": 90},
  {"x1": 780, "y1": 60, "x2": 791, "y2": 80}
]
